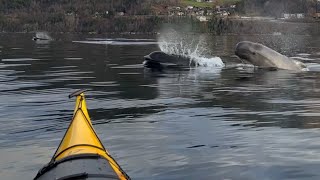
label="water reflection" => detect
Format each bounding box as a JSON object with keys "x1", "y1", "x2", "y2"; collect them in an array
[
  {"x1": 1, "y1": 33, "x2": 320, "y2": 179},
  {"x1": 147, "y1": 66, "x2": 320, "y2": 130}
]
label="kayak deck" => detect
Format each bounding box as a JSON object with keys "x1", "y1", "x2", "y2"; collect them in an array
[{"x1": 34, "y1": 91, "x2": 130, "y2": 180}]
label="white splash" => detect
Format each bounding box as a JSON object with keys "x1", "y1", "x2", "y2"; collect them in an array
[
  {"x1": 158, "y1": 30, "x2": 225, "y2": 69},
  {"x1": 190, "y1": 56, "x2": 224, "y2": 68},
  {"x1": 35, "y1": 32, "x2": 53, "y2": 40},
  {"x1": 292, "y1": 60, "x2": 309, "y2": 71},
  {"x1": 291, "y1": 56, "x2": 315, "y2": 61},
  {"x1": 305, "y1": 63, "x2": 320, "y2": 72}
]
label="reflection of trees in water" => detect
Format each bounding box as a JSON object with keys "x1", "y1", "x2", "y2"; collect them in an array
[
  {"x1": 5, "y1": 33, "x2": 320, "y2": 129},
  {"x1": 149, "y1": 34, "x2": 320, "y2": 130},
  {"x1": 152, "y1": 67, "x2": 320, "y2": 129},
  {"x1": 73, "y1": 43, "x2": 160, "y2": 100},
  {"x1": 2, "y1": 34, "x2": 161, "y2": 101},
  {"x1": 224, "y1": 34, "x2": 313, "y2": 56}
]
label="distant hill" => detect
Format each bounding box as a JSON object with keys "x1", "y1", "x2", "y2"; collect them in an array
[
  {"x1": 0, "y1": 0, "x2": 317, "y2": 33},
  {"x1": 237, "y1": 0, "x2": 316, "y2": 17},
  {"x1": 0, "y1": 0, "x2": 315, "y2": 16},
  {"x1": 181, "y1": 0, "x2": 242, "y2": 8}
]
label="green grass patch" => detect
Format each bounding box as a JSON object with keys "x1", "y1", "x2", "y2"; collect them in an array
[
  {"x1": 180, "y1": 0, "x2": 242, "y2": 8},
  {"x1": 219, "y1": 0, "x2": 242, "y2": 5},
  {"x1": 181, "y1": 0, "x2": 214, "y2": 8}
]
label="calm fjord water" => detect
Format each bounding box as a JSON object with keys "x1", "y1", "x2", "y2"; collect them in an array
[{"x1": 2, "y1": 33, "x2": 320, "y2": 179}]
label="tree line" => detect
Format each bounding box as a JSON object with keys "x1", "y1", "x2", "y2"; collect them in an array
[
  {"x1": 0, "y1": 0, "x2": 182, "y2": 32},
  {"x1": 0, "y1": 0, "x2": 318, "y2": 33},
  {"x1": 237, "y1": 0, "x2": 317, "y2": 17}
]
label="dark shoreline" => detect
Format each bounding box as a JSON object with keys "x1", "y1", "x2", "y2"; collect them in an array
[{"x1": 1, "y1": 16, "x2": 319, "y2": 35}]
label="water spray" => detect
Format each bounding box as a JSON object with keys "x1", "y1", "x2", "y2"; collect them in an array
[{"x1": 157, "y1": 30, "x2": 225, "y2": 68}]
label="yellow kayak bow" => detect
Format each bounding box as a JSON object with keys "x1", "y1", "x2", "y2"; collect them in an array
[{"x1": 34, "y1": 90, "x2": 130, "y2": 180}]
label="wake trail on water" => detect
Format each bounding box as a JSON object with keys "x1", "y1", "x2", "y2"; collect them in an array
[{"x1": 158, "y1": 30, "x2": 225, "y2": 68}]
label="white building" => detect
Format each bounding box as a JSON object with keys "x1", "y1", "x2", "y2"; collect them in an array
[
  {"x1": 197, "y1": 16, "x2": 208, "y2": 22},
  {"x1": 283, "y1": 13, "x2": 305, "y2": 19},
  {"x1": 186, "y1": 6, "x2": 194, "y2": 10},
  {"x1": 296, "y1": 13, "x2": 305, "y2": 19}
]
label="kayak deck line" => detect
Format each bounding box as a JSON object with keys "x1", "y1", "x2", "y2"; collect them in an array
[
  {"x1": 52, "y1": 107, "x2": 106, "y2": 160},
  {"x1": 34, "y1": 92, "x2": 130, "y2": 180},
  {"x1": 53, "y1": 143, "x2": 106, "y2": 160}
]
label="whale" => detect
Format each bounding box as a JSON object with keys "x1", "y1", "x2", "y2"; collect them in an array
[
  {"x1": 32, "y1": 37, "x2": 50, "y2": 41},
  {"x1": 32, "y1": 32, "x2": 52, "y2": 41},
  {"x1": 143, "y1": 51, "x2": 196, "y2": 70},
  {"x1": 235, "y1": 41, "x2": 307, "y2": 71}
]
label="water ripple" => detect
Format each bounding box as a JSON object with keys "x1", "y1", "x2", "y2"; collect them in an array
[{"x1": 2, "y1": 33, "x2": 320, "y2": 180}]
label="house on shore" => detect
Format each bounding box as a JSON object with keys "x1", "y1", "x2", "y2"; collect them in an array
[{"x1": 282, "y1": 13, "x2": 305, "y2": 19}]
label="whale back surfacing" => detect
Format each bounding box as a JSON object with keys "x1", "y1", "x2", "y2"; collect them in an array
[{"x1": 143, "y1": 51, "x2": 195, "y2": 70}]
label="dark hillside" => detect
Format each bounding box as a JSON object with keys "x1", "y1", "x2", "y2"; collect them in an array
[
  {"x1": 0, "y1": 0, "x2": 181, "y2": 32},
  {"x1": 0, "y1": 0, "x2": 318, "y2": 33},
  {"x1": 237, "y1": 0, "x2": 316, "y2": 17}
]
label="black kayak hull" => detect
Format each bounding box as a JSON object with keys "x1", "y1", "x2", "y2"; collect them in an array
[{"x1": 34, "y1": 154, "x2": 120, "y2": 180}]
